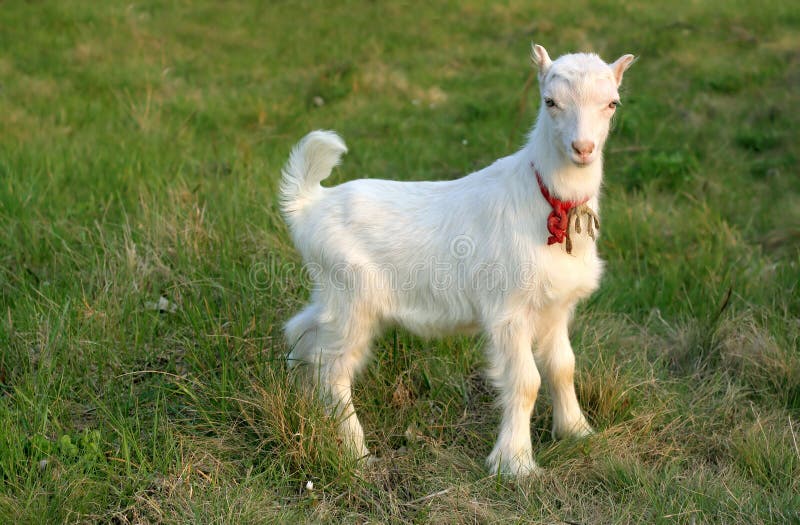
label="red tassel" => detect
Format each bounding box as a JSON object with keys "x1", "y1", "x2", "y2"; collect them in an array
[{"x1": 533, "y1": 163, "x2": 589, "y2": 249}]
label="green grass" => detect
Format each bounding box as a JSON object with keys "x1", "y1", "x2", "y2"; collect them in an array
[{"x1": 1, "y1": 0, "x2": 799, "y2": 523}]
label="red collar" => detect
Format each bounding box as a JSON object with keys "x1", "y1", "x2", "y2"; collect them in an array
[{"x1": 532, "y1": 162, "x2": 589, "y2": 247}]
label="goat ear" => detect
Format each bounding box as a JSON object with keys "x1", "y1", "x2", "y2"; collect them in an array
[
  {"x1": 611, "y1": 54, "x2": 636, "y2": 86},
  {"x1": 531, "y1": 43, "x2": 552, "y2": 77}
]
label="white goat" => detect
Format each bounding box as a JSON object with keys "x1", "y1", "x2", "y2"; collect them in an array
[{"x1": 280, "y1": 44, "x2": 634, "y2": 476}]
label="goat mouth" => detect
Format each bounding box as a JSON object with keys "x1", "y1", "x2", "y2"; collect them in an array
[{"x1": 571, "y1": 155, "x2": 594, "y2": 166}]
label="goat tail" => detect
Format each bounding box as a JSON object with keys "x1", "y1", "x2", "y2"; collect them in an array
[{"x1": 280, "y1": 130, "x2": 348, "y2": 216}]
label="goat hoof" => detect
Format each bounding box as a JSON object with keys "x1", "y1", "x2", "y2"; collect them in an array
[
  {"x1": 486, "y1": 448, "x2": 542, "y2": 478},
  {"x1": 553, "y1": 418, "x2": 594, "y2": 440}
]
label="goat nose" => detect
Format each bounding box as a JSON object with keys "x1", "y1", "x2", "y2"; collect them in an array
[{"x1": 571, "y1": 140, "x2": 595, "y2": 156}]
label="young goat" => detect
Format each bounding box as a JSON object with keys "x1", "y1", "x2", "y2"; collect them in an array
[{"x1": 281, "y1": 44, "x2": 635, "y2": 476}]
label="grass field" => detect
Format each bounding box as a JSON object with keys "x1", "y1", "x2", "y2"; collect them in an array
[{"x1": 1, "y1": 1, "x2": 799, "y2": 523}]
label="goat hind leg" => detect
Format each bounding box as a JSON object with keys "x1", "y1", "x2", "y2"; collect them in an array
[
  {"x1": 312, "y1": 314, "x2": 375, "y2": 460},
  {"x1": 285, "y1": 302, "x2": 322, "y2": 371}
]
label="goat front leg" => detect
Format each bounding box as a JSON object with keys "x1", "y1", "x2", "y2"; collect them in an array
[
  {"x1": 535, "y1": 305, "x2": 593, "y2": 439},
  {"x1": 485, "y1": 317, "x2": 542, "y2": 476}
]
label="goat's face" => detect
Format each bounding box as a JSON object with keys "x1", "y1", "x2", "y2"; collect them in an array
[{"x1": 532, "y1": 45, "x2": 635, "y2": 167}]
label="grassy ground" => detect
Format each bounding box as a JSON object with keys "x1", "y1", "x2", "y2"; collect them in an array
[{"x1": 1, "y1": 0, "x2": 799, "y2": 523}]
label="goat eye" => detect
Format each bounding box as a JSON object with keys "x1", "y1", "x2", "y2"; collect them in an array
[
  {"x1": 609, "y1": 100, "x2": 620, "y2": 109},
  {"x1": 544, "y1": 97, "x2": 556, "y2": 108}
]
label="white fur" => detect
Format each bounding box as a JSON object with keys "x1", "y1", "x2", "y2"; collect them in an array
[{"x1": 281, "y1": 45, "x2": 634, "y2": 476}]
